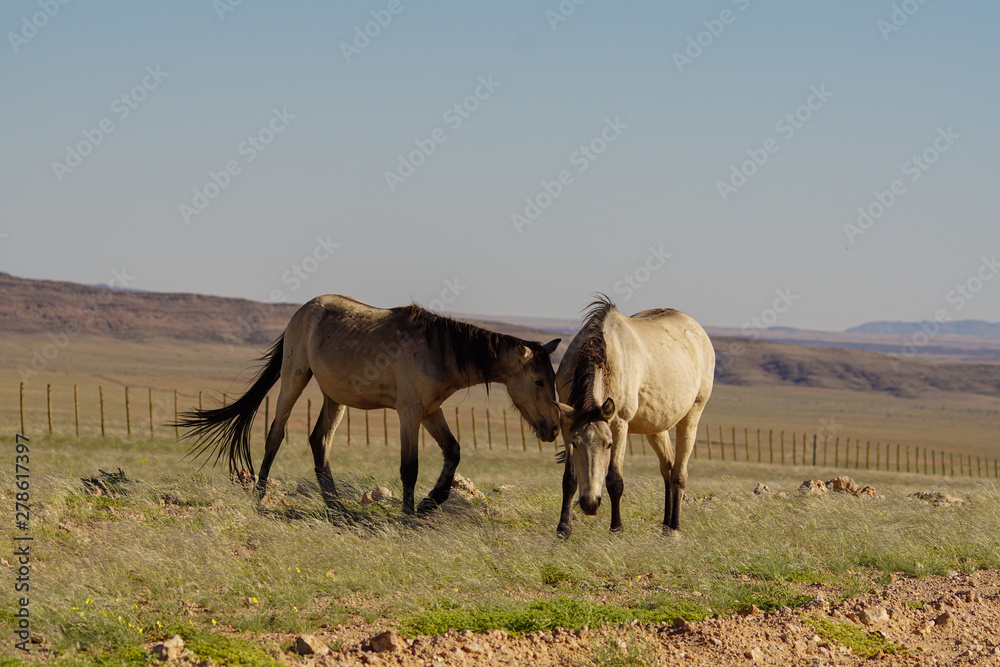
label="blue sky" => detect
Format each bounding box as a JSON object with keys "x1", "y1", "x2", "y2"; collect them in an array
[{"x1": 1, "y1": 1, "x2": 997, "y2": 331}]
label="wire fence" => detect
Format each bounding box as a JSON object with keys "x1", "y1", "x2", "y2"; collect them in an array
[{"x1": 8, "y1": 382, "x2": 999, "y2": 480}]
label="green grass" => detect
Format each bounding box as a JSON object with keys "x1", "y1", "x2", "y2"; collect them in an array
[
  {"x1": 1, "y1": 432, "x2": 999, "y2": 661},
  {"x1": 803, "y1": 615, "x2": 908, "y2": 659}
]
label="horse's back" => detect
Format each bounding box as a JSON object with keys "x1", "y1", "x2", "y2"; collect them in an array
[{"x1": 616, "y1": 308, "x2": 714, "y2": 427}]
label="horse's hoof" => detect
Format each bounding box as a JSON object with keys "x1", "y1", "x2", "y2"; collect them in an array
[
  {"x1": 609, "y1": 526, "x2": 624, "y2": 535},
  {"x1": 416, "y1": 498, "x2": 440, "y2": 514},
  {"x1": 556, "y1": 525, "x2": 572, "y2": 540}
]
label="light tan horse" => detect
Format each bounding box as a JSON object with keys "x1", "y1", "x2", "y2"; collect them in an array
[
  {"x1": 178, "y1": 295, "x2": 561, "y2": 514},
  {"x1": 555, "y1": 296, "x2": 714, "y2": 535}
]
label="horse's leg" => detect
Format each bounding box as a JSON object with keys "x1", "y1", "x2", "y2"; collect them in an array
[
  {"x1": 557, "y1": 445, "x2": 578, "y2": 538},
  {"x1": 645, "y1": 431, "x2": 674, "y2": 533},
  {"x1": 606, "y1": 420, "x2": 629, "y2": 533},
  {"x1": 416, "y1": 408, "x2": 460, "y2": 513},
  {"x1": 396, "y1": 404, "x2": 423, "y2": 515},
  {"x1": 670, "y1": 405, "x2": 706, "y2": 530},
  {"x1": 309, "y1": 395, "x2": 345, "y2": 509},
  {"x1": 256, "y1": 363, "x2": 312, "y2": 499}
]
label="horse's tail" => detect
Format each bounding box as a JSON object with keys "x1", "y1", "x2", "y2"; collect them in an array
[{"x1": 175, "y1": 336, "x2": 284, "y2": 475}]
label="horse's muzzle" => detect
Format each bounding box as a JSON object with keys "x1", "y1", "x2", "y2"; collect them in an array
[{"x1": 579, "y1": 495, "x2": 601, "y2": 515}]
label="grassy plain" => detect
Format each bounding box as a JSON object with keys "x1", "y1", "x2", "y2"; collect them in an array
[
  {"x1": 2, "y1": 332, "x2": 1000, "y2": 665},
  {"x1": 2, "y1": 427, "x2": 1000, "y2": 665}
]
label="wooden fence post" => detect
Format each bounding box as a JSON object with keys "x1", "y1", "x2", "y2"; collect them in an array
[
  {"x1": 19, "y1": 382, "x2": 25, "y2": 435},
  {"x1": 744, "y1": 427, "x2": 749, "y2": 462},
  {"x1": 719, "y1": 425, "x2": 724, "y2": 461},
  {"x1": 520, "y1": 416, "x2": 526, "y2": 451},
  {"x1": 148, "y1": 388, "x2": 154, "y2": 439},
  {"x1": 865, "y1": 441, "x2": 870, "y2": 470},
  {"x1": 792, "y1": 432, "x2": 797, "y2": 465},
  {"x1": 855, "y1": 440, "x2": 860, "y2": 470},
  {"x1": 383, "y1": 408, "x2": 389, "y2": 447},
  {"x1": 705, "y1": 423, "x2": 712, "y2": 461},
  {"x1": 780, "y1": 431, "x2": 785, "y2": 465},
  {"x1": 307, "y1": 399, "x2": 311, "y2": 438},
  {"x1": 472, "y1": 408, "x2": 478, "y2": 450},
  {"x1": 769, "y1": 429, "x2": 773, "y2": 464},
  {"x1": 950, "y1": 452, "x2": 955, "y2": 477},
  {"x1": 875, "y1": 441, "x2": 880, "y2": 470},
  {"x1": 503, "y1": 409, "x2": 509, "y2": 450},
  {"x1": 486, "y1": 409, "x2": 493, "y2": 449},
  {"x1": 347, "y1": 407, "x2": 352, "y2": 445},
  {"x1": 906, "y1": 445, "x2": 910, "y2": 473},
  {"x1": 199, "y1": 391, "x2": 203, "y2": 411},
  {"x1": 628, "y1": 433, "x2": 634, "y2": 456},
  {"x1": 47, "y1": 384, "x2": 53, "y2": 435},
  {"x1": 264, "y1": 396, "x2": 270, "y2": 441},
  {"x1": 74, "y1": 384, "x2": 80, "y2": 437},
  {"x1": 641, "y1": 434, "x2": 647, "y2": 456},
  {"x1": 813, "y1": 434, "x2": 818, "y2": 467},
  {"x1": 99, "y1": 385, "x2": 105, "y2": 437},
  {"x1": 757, "y1": 428, "x2": 761, "y2": 463},
  {"x1": 125, "y1": 387, "x2": 132, "y2": 437},
  {"x1": 455, "y1": 407, "x2": 461, "y2": 445},
  {"x1": 896, "y1": 444, "x2": 900, "y2": 472},
  {"x1": 365, "y1": 409, "x2": 370, "y2": 446},
  {"x1": 174, "y1": 390, "x2": 179, "y2": 439},
  {"x1": 835, "y1": 437, "x2": 840, "y2": 468},
  {"x1": 733, "y1": 426, "x2": 737, "y2": 461}
]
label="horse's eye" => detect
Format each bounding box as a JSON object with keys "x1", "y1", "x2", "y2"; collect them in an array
[
  {"x1": 606, "y1": 441, "x2": 612, "y2": 450},
  {"x1": 535, "y1": 380, "x2": 544, "y2": 387}
]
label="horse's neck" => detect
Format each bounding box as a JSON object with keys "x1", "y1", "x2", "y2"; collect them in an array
[{"x1": 439, "y1": 335, "x2": 512, "y2": 390}]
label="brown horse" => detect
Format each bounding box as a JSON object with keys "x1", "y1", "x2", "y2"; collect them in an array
[
  {"x1": 555, "y1": 296, "x2": 714, "y2": 535},
  {"x1": 177, "y1": 295, "x2": 561, "y2": 514}
]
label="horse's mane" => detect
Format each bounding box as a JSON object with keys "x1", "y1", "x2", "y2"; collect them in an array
[
  {"x1": 398, "y1": 305, "x2": 542, "y2": 394},
  {"x1": 568, "y1": 294, "x2": 616, "y2": 422}
]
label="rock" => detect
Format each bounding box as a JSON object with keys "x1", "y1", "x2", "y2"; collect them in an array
[
  {"x1": 708, "y1": 637, "x2": 722, "y2": 646},
  {"x1": 859, "y1": 606, "x2": 889, "y2": 626},
  {"x1": 753, "y1": 483, "x2": 772, "y2": 495},
  {"x1": 745, "y1": 647, "x2": 764, "y2": 661},
  {"x1": 370, "y1": 629, "x2": 404, "y2": 653},
  {"x1": 461, "y1": 642, "x2": 487, "y2": 655},
  {"x1": 803, "y1": 597, "x2": 830, "y2": 611},
  {"x1": 371, "y1": 486, "x2": 392, "y2": 501},
  {"x1": 740, "y1": 604, "x2": 763, "y2": 617},
  {"x1": 451, "y1": 473, "x2": 485, "y2": 500},
  {"x1": 934, "y1": 611, "x2": 952, "y2": 629},
  {"x1": 909, "y1": 491, "x2": 967, "y2": 506},
  {"x1": 915, "y1": 620, "x2": 934, "y2": 635},
  {"x1": 672, "y1": 617, "x2": 688, "y2": 629},
  {"x1": 152, "y1": 635, "x2": 184, "y2": 661},
  {"x1": 293, "y1": 634, "x2": 329, "y2": 656},
  {"x1": 798, "y1": 480, "x2": 827, "y2": 496},
  {"x1": 360, "y1": 491, "x2": 374, "y2": 505},
  {"x1": 827, "y1": 476, "x2": 860, "y2": 494}
]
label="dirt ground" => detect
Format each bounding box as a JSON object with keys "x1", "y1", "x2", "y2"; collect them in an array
[{"x1": 149, "y1": 570, "x2": 1000, "y2": 666}]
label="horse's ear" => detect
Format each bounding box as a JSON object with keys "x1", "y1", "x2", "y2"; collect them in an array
[
  {"x1": 541, "y1": 338, "x2": 560, "y2": 355},
  {"x1": 517, "y1": 343, "x2": 533, "y2": 361},
  {"x1": 600, "y1": 397, "x2": 616, "y2": 420}
]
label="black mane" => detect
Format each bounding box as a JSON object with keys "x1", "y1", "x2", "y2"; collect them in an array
[
  {"x1": 398, "y1": 305, "x2": 545, "y2": 393},
  {"x1": 568, "y1": 295, "x2": 616, "y2": 425}
]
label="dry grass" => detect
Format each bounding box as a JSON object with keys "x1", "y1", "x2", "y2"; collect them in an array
[{"x1": 1, "y1": 430, "x2": 998, "y2": 664}]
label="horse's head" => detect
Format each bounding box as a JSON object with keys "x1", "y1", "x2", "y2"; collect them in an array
[
  {"x1": 504, "y1": 338, "x2": 562, "y2": 442},
  {"x1": 563, "y1": 397, "x2": 616, "y2": 514}
]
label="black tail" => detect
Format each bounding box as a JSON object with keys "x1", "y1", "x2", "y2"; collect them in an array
[{"x1": 175, "y1": 336, "x2": 284, "y2": 475}]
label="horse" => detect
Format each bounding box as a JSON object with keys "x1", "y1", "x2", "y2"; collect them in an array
[
  {"x1": 554, "y1": 296, "x2": 714, "y2": 535},
  {"x1": 176, "y1": 294, "x2": 562, "y2": 515}
]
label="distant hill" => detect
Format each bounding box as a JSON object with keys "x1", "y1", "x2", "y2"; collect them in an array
[
  {"x1": 4, "y1": 272, "x2": 1000, "y2": 399},
  {"x1": 846, "y1": 320, "x2": 1000, "y2": 339}
]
